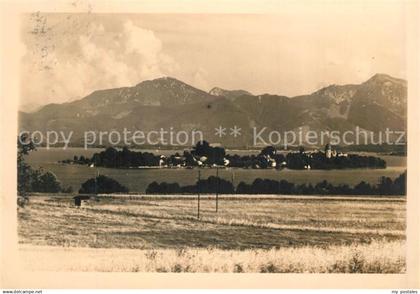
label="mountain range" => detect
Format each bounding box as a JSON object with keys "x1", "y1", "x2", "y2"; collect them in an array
[{"x1": 19, "y1": 74, "x2": 407, "y2": 148}]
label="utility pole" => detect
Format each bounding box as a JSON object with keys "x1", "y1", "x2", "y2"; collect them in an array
[
  {"x1": 197, "y1": 169, "x2": 201, "y2": 219},
  {"x1": 94, "y1": 169, "x2": 99, "y2": 195},
  {"x1": 216, "y1": 167, "x2": 219, "y2": 212},
  {"x1": 231, "y1": 171, "x2": 235, "y2": 193}
]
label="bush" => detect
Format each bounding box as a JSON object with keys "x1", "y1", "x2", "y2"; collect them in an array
[
  {"x1": 79, "y1": 175, "x2": 129, "y2": 194},
  {"x1": 38, "y1": 172, "x2": 62, "y2": 193},
  {"x1": 30, "y1": 170, "x2": 63, "y2": 193}
]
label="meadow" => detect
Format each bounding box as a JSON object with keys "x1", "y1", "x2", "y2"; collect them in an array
[{"x1": 18, "y1": 194, "x2": 406, "y2": 272}]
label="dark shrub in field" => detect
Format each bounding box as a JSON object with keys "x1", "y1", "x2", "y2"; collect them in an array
[
  {"x1": 146, "y1": 181, "x2": 182, "y2": 194},
  {"x1": 79, "y1": 175, "x2": 129, "y2": 194},
  {"x1": 196, "y1": 176, "x2": 235, "y2": 194},
  {"x1": 32, "y1": 171, "x2": 62, "y2": 193}
]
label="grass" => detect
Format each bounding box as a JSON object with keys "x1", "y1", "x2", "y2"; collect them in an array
[
  {"x1": 19, "y1": 240, "x2": 405, "y2": 273},
  {"x1": 18, "y1": 194, "x2": 406, "y2": 272}
]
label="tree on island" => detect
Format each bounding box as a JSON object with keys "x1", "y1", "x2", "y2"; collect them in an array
[
  {"x1": 191, "y1": 140, "x2": 226, "y2": 165},
  {"x1": 260, "y1": 146, "x2": 276, "y2": 157},
  {"x1": 192, "y1": 140, "x2": 211, "y2": 157}
]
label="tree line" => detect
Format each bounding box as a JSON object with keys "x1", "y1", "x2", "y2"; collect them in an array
[{"x1": 146, "y1": 172, "x2": 406, "y2": 196}]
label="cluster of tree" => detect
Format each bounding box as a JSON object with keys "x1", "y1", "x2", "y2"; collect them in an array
[
  {"x1": 165, "y1": 151, "x2": 195, "y2": 167},
  {"x1": 226, "y1": 146, "x2": 285, "y2": 168},
  {"x1": 19, "y1": 167, "x2": 68, "y2": 194},
  {"x1": 62, "y1": 147, "x2": 162, "y2": 168},
  {"x1": 78, "y1": 175, "x2": 129, "y2": 194},
  {"x1": 145, "y1": 171, "x2": 406, "y2": 196},
  {"x1": 62, "y1": 141, "x2": 387, "y2": 170},
  {"x1": 285, "y1": 151, "x2": 386, "y2": 169},
  {"x1": 190, "y1": 141, "x2": 226, "y2": 165},
  {"x1": 62, "y1": 142, "x2": 226, "y2": 168},
  {"x1": 146, "y1": 176, "x2": 235, "y2": 194},
  {"x1": 336, "y1": 143, "x2": 406, "y2": 154},
  {"x1": 226, "y1": 145, "x2": 386, "y2": 170},
  {"x1": 61, "y1": 155, "x2": 91, "y2": 165},
  {"x1": 28, "y1": 169, "x2": 71, "y2": 193},
  {"x1": 236, "y1": 173, "x2": 405, "y2": 195},
  {"x1": 18, "y1": 135, "x2": 72, "y2": 199}
]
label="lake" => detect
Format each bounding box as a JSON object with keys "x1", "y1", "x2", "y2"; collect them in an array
[{"x1": 25, "y1": 147, "x2": 407, "y2": 193}]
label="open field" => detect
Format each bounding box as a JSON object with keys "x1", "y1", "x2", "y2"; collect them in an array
[{"x1": 18, "y1": 194, "x2": 406, "y2": 272}]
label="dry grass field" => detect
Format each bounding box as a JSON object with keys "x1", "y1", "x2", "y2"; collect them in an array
[{"x1": 18, "y1": 195, "x2": 406, "y2": 272}]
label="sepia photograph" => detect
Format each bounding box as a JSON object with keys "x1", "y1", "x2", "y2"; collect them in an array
[{"x1": 1, "y1": 0, "x2": 420, "y2": 290}]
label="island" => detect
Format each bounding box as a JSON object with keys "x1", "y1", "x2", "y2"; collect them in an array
[{"x1": 60, "y1": 141, "x2": 386, "y2": 170}]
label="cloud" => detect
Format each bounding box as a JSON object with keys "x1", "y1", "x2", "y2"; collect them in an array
[{"x1": 21, "y1": 19, "x2": 178, "y2": 107}]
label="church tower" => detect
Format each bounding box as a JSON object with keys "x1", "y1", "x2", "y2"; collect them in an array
[{"x1": 325, "y1": 143, "x2": 332, "y2": 159}]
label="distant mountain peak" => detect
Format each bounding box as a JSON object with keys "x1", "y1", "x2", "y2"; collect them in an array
[
  {"x1": 311, "y1": 83, "x2": 358, "y2": 104},
  {"x1": 310, "y1": 73, "x2": 406, "y2": 105},
  {"x1": 135, "y1": 76, "x2": 186, "y2": 87},
  {"x1": 365, "y1": 73, "x2": 406, "y2": 85},
  {"x1": 153, "y1": 76, "x2": 182, "y2": 82},
  {"x1": 209, "y1": 87, "x2": 252, "y2": 100},
  {"x1": 209, "y1": 87, "x2": 225, "y2": 95}
]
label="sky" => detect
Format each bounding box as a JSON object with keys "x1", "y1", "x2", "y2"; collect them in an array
[{"x1": 20, "y1": 2, "x2": 407, "y2": 109}]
